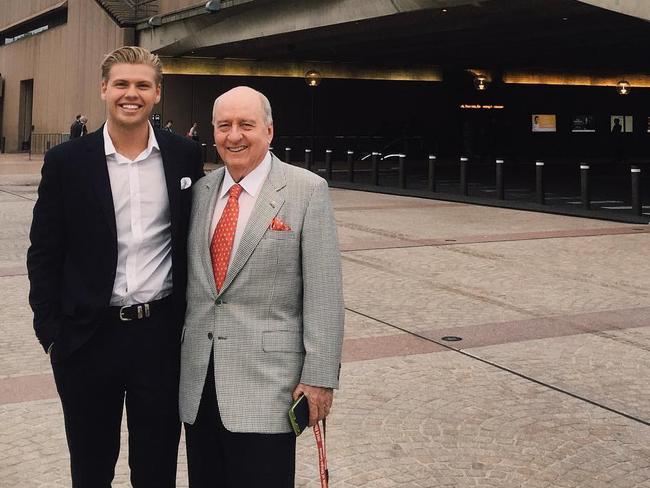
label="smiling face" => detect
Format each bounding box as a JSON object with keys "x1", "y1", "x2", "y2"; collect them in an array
[
  {"x1": 101, "y1": 63, "x2": 161, "y2": 131},
  {"x1": 213, "y1": 87, "x2": 273, "y2": 181}
]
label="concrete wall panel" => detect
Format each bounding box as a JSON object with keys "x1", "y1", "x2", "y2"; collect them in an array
[
  {"x1": 1, "y1": 0, "x2": 63, "y2": 30},
  {"x1": 0, "y1": 0, "x2": 124, "y2": 151}
]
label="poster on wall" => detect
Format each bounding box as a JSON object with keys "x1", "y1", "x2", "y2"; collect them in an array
[
  {"x1": 646, "y1": 117, "x2": 650, "y2": 133},
  {"x1": 610, "y1": 115, "x2": 633, "y2": 133},
  {"x1": 571, "y1": 115, "x2": 596, "y2": 132},
  {"x1": 531, "y1": 114, "x2": 556, "y2": 132}
]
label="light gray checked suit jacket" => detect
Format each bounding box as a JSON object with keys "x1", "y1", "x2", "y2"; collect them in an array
[{"x1": 179, "y1": 155, "x2": 344, "y2": 433}]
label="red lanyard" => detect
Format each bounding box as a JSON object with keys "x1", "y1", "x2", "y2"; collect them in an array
[{"x1": 313, "y1": 419, "x2": 328, "y2": 488}]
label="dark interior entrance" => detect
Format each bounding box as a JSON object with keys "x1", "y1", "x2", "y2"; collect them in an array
[{"x1": 18, "y1": 79, "x2": 34, "y2": 152}]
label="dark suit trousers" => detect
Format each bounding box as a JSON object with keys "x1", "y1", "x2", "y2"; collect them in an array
[
  {"x1": 184, "y1": 356, "x2": 296, "y2": 488},
  {"x1": 51, "y1": 298, "x2": 181, "y2": 488}
]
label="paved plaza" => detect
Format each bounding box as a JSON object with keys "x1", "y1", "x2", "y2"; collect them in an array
[{"x1": 0, "y1": 152, "x2": 649, "y2": 487}]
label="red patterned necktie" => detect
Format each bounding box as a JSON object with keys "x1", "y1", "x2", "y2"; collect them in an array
[{"x1": 210, "y1": 183, "x2": 243, "y2": 292}]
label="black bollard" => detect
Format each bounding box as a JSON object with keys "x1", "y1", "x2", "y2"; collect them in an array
[
  {"x1": 428, "y1": 155, "x2": 436, "y2": 192},
  {"x1": 398, "y1": 154, "x2": 406, "y2": 189},
  {"x1": 347, "y1": 150, "x2": 354, "y2": 182},
  {"x1": 201, "y1": 143, "x2": 207, "y2": 162},
  {"x1": 580, "y1": 164, "x2": 590, "y2": 210},
  {"x1": 305, "y1": 149, "x2": 312, "y2": 171},
  {"x1": 372, "y1": 152, "x2": 380, "y2": 186},
  {"x1": 631, "y1": 166, "x2": 642, "y2": 216},
  {"x1": 536, "y1": 161, "x2": 545, "y2": 205},
  {"x1": 325, "y1": 149, "x2": 333, "y2": 180},
  {"x1": 460, "y1": 157, "x2": 468, "y2": 196},
  {"x1": 285, "y1": 147, "x2": 291, "y2": 164},
  {"x1": 496, "y1": 159, "x2": 505, "y2": 200}
]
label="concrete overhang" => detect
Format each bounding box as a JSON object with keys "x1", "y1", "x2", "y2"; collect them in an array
[
  {"x1": 139, "y1": 0, "x2": 650, "y2": 73},
  {"x1": 577, "y1": 0, "x2": 650, "y2": 21},
  {"x1": 139, "y1": 0, "x2": 487, "y2": 57}
]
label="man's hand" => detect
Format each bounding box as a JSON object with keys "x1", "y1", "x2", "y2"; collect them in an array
[{"x1": 292, "y1": 383, "x2": 333, "y2": 427}]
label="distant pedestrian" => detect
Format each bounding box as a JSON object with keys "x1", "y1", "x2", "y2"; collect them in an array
[
  {"x1": 187, "y1": 122, "x2": 199, "y2": 141},
  {"x1": 611, "y1": 117, "x2": 625, "y2": 162},
  {"x1": 163, "y1": 119, "x2": 174, "y2": 132},
  {"x1": 80, "y1": 116, "x2": 88, "y2": 137},
  {"x1": 69, "y1": 114, "x2": 81, "y2": 139},
  {"x1": 70, "y1": 115, "x2": 88, "y2": 138}
]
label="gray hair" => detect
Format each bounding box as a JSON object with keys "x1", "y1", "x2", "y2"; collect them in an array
[{"x1": 212, "y1": 87, "x2": 273, "y2": 125}]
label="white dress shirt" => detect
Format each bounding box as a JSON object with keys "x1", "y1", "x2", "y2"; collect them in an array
[
  {"x1": 103, "y1": 122, "x2": 172, "y2": 306},
  {"x1": 210, "y1": 152, "x2": 272, "y2": 270}
]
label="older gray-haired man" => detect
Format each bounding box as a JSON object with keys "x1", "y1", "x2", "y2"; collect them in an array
[{"x1": 179, "y1": 86, "x2": 344, "y2": 487}]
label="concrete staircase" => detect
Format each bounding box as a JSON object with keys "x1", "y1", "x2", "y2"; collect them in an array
[{"x1": 94, "y1": 0, "x2": 159, "y2": 26}]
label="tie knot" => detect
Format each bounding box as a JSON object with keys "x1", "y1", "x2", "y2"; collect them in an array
[{"x1": 229, "y1": 184, "x2": 243, "y2": 199}]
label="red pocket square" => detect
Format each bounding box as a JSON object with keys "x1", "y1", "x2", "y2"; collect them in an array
[{"x1": 270, "y1": 217, "x2": 291, "y2": 231}]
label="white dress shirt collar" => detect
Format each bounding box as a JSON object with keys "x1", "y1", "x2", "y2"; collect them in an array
[
  {"x1": 103, "y1": 122, "x2": 159, "y2": 163},
  {"x1": 220, "y1": 151, "x2": 272, "y2": 200}
]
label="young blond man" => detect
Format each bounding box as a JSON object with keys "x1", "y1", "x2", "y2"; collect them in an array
[{"x1": 27, "y1": 46, "x2": 203, "y2": 487}]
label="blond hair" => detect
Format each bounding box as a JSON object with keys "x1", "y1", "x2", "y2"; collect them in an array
[{"x1": 101, "y1": 46, "x2": 162, "y2": 84}]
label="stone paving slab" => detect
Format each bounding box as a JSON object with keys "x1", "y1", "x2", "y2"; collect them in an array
[
  {"x1": 1, "y1": 158, "x2": 649, "y2": 487},
  {"x1": 296, "y1": 352, "x2": 650, "y2": 488},
  {"x1": 342, "y1": 234, "x2": 650, "y2": 335},
  {"x1": 469, "y1": 326, "x2": 650, "y2": 423},
  {"x1": 4, "y1": 350, "x2": 649, "y2": 488}
]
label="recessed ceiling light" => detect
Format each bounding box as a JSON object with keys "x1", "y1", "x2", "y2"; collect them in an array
[
  {"x1": 562, "y1": 17, "x2": 568, "y2": 21},
  {"x1": 442, "y1": 9, "x2": 448, "y2": 13}
]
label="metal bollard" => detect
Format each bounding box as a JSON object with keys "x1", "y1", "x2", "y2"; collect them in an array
[
  {"x1": 285, "y1": 147, "x2": 291, "y2": 164},
  {"x1": 371, "y1": 152, "x2": 380, "y2": 186},
  {"x1": 631, "y1": 166, "x2": 642, "y2": 216},
  {"x1": 496, "y1": 159, "x2": 505, "y2": 200},
  {"x1": 428, "y1": 155, "x2": 436, "y2": 192},
  {"x1": 580, "y1": 164, "x2": 590, "y2": 210},
  {"x1": 305, "y1": 149, "x2": 312, "y2": 171},
  {"x1": 398, "y1": 154, "x2": 406, "y2": 189},
  {"x1": 536, "y1": 161, "x2": 545, "y2": 205},
  {"x1": 201, "y1": 143, "x2": 207, "y2": 162},
  {"x1": 347, "y1": 150, "x2": 354, "y2": 182},
  {"x1": 325, "y1": 150, "x2": 333, "y2": 180},
  {"x1": 460, "y1": 157, "x2": 468, "y2": 196}
]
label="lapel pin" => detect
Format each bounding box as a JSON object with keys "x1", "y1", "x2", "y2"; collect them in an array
[{"x1": 180, "y1": 177, "x2": 192, "y2": 190}]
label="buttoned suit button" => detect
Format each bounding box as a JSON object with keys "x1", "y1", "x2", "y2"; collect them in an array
[{"x1": 208, "y1": 332, "x2": 213, "y2": 340}]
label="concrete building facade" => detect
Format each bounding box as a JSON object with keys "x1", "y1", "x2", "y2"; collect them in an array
[{"x1": 1, "y1": 0, "x2": 650, "y2": 162}]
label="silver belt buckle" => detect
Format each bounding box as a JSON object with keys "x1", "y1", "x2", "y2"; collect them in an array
[{"x1": 119, "y1": 305, "x2": 132, "y2": 322}]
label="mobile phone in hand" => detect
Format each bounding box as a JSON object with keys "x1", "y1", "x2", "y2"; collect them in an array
[{"x1": 289, "y1": 394, "x2": 309, "y2": 436}]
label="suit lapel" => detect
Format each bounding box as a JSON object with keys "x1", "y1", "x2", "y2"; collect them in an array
[
  {"x1": 156, "y1": 130, "x2": 181, "y2": 241},
  {"x1": 218, "y1": 156, "x2": 286, "y2": 296},
  {"x1": 201, "y1": 168, "x2": 225, "y2": 297},
  {"x1": 87, "y1": 128, "x2": 117, "y2": 240}
]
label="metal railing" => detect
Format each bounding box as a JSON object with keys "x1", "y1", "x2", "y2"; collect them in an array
[{"x1": 29, "y1": 133, "x2": 69, "y2": 158}]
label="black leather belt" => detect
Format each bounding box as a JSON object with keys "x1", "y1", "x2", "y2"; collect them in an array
[{"x1": 107, "y1": 295, "x2": 172, "y2": 322}]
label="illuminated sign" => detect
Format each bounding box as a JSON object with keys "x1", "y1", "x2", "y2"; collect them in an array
[{"x1": 460, "y1": 104, "x2": 505, "y2": 110}]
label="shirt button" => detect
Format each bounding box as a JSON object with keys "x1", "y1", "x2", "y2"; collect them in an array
[{"x1": 208, "y1": 332, "x2": 213, "y2": 340}]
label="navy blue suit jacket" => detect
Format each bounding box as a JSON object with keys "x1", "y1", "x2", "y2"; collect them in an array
[{"x1": 27, "y1": 127, "x2": 204, "y2": 360}]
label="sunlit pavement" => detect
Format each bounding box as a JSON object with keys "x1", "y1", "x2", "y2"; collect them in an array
[{"x1": 1, "y1": 153, "x2": 648, "y2": 487}]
